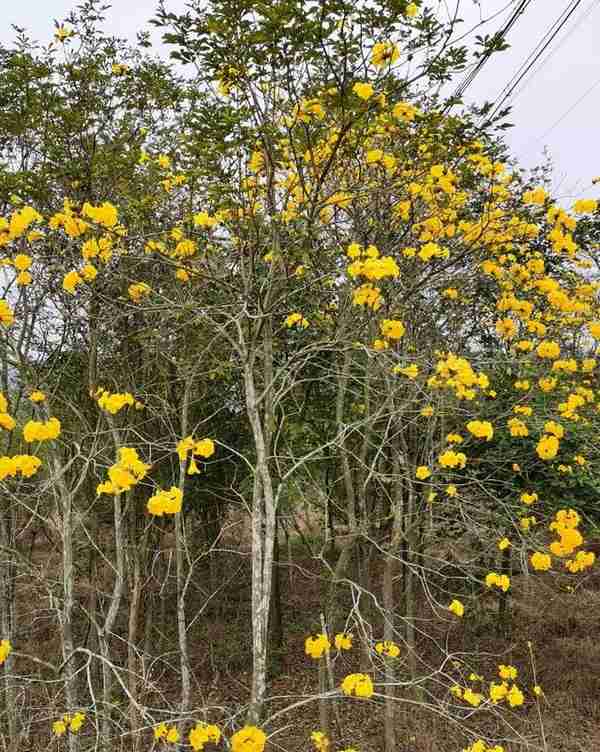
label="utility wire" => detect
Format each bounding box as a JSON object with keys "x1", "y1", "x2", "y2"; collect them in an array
[
  {"x1": 449, "y1": 0, "x2": 535, "y2": 103},
  {"x1": 484, "y1": 0, "x2": 585, "y2": 121},
  {"x1": 525, "y1": 73, "x2": 600, "y2": 149},
  {"x1": 504, "y1": 0, "x2": 600, "y2": 109}
]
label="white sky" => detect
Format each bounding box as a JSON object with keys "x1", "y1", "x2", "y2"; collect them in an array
[{"x1": 1, "y1": 0, "x2": 598, "y2": 202}]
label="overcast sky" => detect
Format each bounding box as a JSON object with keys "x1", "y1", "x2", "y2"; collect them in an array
[{"x1": 1, "y1": 0, "x2": 598, "y2": 203}]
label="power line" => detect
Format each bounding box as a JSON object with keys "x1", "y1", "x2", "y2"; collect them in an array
[
  {"x1": 525, "y1": 73, "x2": 600, "y2": 149},
  {"x1": 505, "y1": 0, "x2": 600, "y2": 108},
  {"x1": 484, "y1": 0, "x2": 585, "y2": 121},
  {"x1": 449, "y1": 0, "x2": 535, "y2": 103}
]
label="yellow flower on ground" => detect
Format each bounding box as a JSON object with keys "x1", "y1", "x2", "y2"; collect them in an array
[
  {"x1": 448, "y1": 599, "x2": 464, "y2": 617},
  {"x1": 497, "y1": 538, "x2": 510, "y2": 551},
  {"x1": 341, "y1": 673, "x2": 374, "y2": 698},
  {"x1": 420, "y1": 405, "x2": 434, "y2": 417},
  {"x1": 415, "y1": 465, "x2": 431, "y2": 480}
]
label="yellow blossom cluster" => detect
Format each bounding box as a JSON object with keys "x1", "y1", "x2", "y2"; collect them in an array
[
  {"x1": 0, "y1": 639, "x2": 11, "y2": 664},
  {"x1": 146, "y1": 486, "x2": 183, "y2": 516},
  {"x1": 340, "y1": 673, "x2": 374, "y2": 698},
  {"x1": 334, "y1": 633, "x2": 352, "y2": 650},
  {"x1": 52, "y1": 712, "x2": 85, "y2": 736},
  {"x1": 96, "y1": 447, "x2": 151, "y2": 495},
  {"x1": 23, "y1": 417, "x2": 61, "y2": 443},
  {"x1": 176, "y1": 436, "x2": 215, "y2": 475},
  {"x1": 285, "y1": 312, "x2": 309, "y2": 329},
  {"x1": 375, "y1": 640, "x2": 400, "y2": 658},
  {"x1": 189, "y1": 722, "x2": 221, "y2": 751},
  {"x1": 154, "y1": 723, "x2": 180, "y2": 744},
  {"x1": 466, "y1": 420, "x2": 494, "y2": 441},
  {"x1": 485, "y1": 572, "x2": 510, "y2": 592},
  {"x1": 96, "y1": 389, "x2": 136, "y2": 414},
  {"x1": 448, "y1": 599, "x2": 464, "y2": 617},
  {"x1": 0, "y1": 454, "x2": 42, "y2": 480},
  {"x1": 429, "y1": 353, "x2": 489, "y2": 400},
  {"x1": 231, "y1": 726, "x2": 267, "y2": 752},
  {"x1": 305, "y1": 633, "x2": 330, "y2": 658},
  {"x1": 438, "y1": 450, "x2": 467, "y2": 469}
]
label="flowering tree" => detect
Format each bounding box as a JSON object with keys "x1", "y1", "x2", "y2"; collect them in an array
[{"x1": 0, "y1": 2, "x2": 598, "y2": 752}]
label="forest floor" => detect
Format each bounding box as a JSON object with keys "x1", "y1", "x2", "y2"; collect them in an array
[
  {"x1": 179, "y1": 552, "x2": 600, "y2": 752},
  {"x1": 17, "y1": 536, "x2": 600, "y2": 751}
]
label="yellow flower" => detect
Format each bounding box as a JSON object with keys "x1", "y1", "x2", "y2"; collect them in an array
[
  {"x1": 420, "y1": 405, "x2": 434, "y2": 417},
  {"x1": 446, "y1": 484, "x2": 457, "y2": 497},
  {"x1": 485, "y1": 572, "x2": 510, "y2": 592},
  {"x1": 506, "y1": 684, "x2": 524, "y2": 707},
  {"x1": 231, "y1": 726, "x2": 266, "y2": 752},
  {"x1": 405, "y1": 2, "x2": 419, "y2": 17},
  {"x1": 52, "y1": 720, "x2": 67, "y2": 736},
  {"x1": 520, "y1": 491, "x2": 538, "y2": 506},
  {"x1": 285, "y1": 312, "x2": 309, "y2": 328},
  {"x1": 393, "y1": 364, "x2": 419, "y2": 379},
  {"x1": 69, "y1": 713, "x2": 85, "y2": 733},
  {"x1": 23, "y1": 417, "x2": 61, "y2": 443},
  {"x1": 462, "y1": 687, "x2": 483, "y2": 706},
  {"x1": 530, "y1": 551, "x2": 551, "y2": 571},
  {"x1": 305, "y1": 633, "x2": 330, "y2": 659},
  {"x1": 194, "y1": 438, "x2": 215, "y2": 458},
  {"x1": 154, "y1": 723, "x2": 168, "y2": 740},
  {"x1": 63, "y1": 270, "x2": 82, "y2": 294},
  {"x1": 187, "y1": 458, "x2": 201, "y2": 475},
  {"x1": 371, "y1": 41, "x2": 399, "y2": 68},
  {"x1": 0, "y1": 301, "x2": 14, "y2": 327},
  {"x1": 128, "y1": 282, "x2": 151, "y2": 303},
  {"x1": 341, "y1": 673, "x2": 374, "y2": 698},
  {"x1": 0, "y1": 639, "x2": 12, "y2": 664},
  {"x1": 380, "y1": 319, "x2": 405, "y2": 339},
  {"x1": 166, "y1": 727, "x2": 180, "y2": 743},
  {"x1": 311, "y1": 731, "x2": 330, "y2": 752},
  {"x1": 498, "y1": 664, "x2": 517, "y2": 681},
  {"x1": 536, "y1": 340, "x2": 560, "y2": 359},
  {"x1": 466, "y1": 420, "x2": 493, "y2": 440},
  {"x1": 334, "y1": 633, "x2": 352, "y2": 650},
  {"x1": 375, "y1": 640, "x2": 400, "y2": 657},
  {"x1": 536, "y1": 434, "x2": 559, "y2": 460},
  {"x1": 189, "y1": 723, "x2": 221, "y2": 751},
  {"x1": 415, "y1": 465, "x2": 431, "y2": 480},
  {"x1": 146, "y1": 486, "x2": 183, "y2": 516},
  {"x1": 489, "y1": 681, "x2": 508, "y2": 703},
  {"x1": 448, "y1": 599, "x2": 464, "y2": 617},
  {"x1": 353, "y1": 82, "x2": 374, "y2": 100},
  {"x1": 497, "y1": 538, "x2": 510, "y2": 551},
  {"x1": 438, "y1": 450, "x2": 467, "y2": 469}
]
